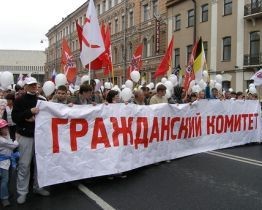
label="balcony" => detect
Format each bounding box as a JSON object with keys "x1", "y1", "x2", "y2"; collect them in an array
[
  {"x1": 244, "y1": 0, "x2": 262, "y2": 19},
  {"x1": 244, "y1": 53, "x2": 262, "y2": 66}
]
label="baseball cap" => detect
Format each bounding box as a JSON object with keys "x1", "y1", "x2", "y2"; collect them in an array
[
  {"x1": 24, "y1": 77, "x2": 37, "y2": 85},
  {"x1": 0, "y1": 119, "x2": 8, "y2": 128}
]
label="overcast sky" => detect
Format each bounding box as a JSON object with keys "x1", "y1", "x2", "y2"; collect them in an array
[{"x1": 0, "y1": 0, "x2": 87, "y2": 51}]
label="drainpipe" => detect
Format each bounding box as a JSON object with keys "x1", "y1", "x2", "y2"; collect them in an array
[{"x1": 192, "y1": 0, "x2": 196, "y2": 42}]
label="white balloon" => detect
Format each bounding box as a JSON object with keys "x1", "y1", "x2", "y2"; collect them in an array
[
  {"x1": 55, "y1": 73, "x2": 67, "y2": 86},
  {"x1": 0, "y1": 71, "x2": 14, "y2": 88},
  {"x1": 215, "y1": 82, "x2": 222, "y2": 91},
  {"x1": 130, "y1": 71, "x2": 140, "y2": 83},
  {"x1": 249, "y1": 83, "x2": 255, "y2": 88},
  {"x1": 125, "y1": 80, "x2": 133, "y2": 89},
  {"x1": 215, "y1": 74, "x2": 223, "y2": 83},
  {"x1": 165, "y1": 89, "x2": 171, "y2": 99},
  {"x1": 192, "y1": 85, "x2": 201, "y2": 93},
  {"x1": 203, "y1": 70, "x2": 208, "y2": 78},
  {"x1": 17, "y1": 80, "x2": 24, "y2": 87},
  {"x1": 104, "y1": 82, "x2": 113, "y2": 89},
  {"x1": 228, "y1": 88, "x2": 233, "y2": 92},
  {"x1": 69, "y1": 85, "x2": 75, "y2": 94},
  {"x1": 168, "y1": 75, "x2": 178, "y2": 86},
  {"x1": 165, "y1": 81, "x2": 173, "y2": 91},
  {"x1": 94, "y1": 79, "x2": 100, "y2": 85},
  {"x1": 161, "y1": 77, "x2": 167, "y2": 84},
  {"x1": 112, "y1": 85, "x2": 121, "y2": 93},
  {"x1": 198, "y1": 79, "x2": 207, "y2": 90},
  {"x1": 120, "y1": 87, "x2": 132, "y2": 102},
  {"x1": 249, "y1": 87, "x2": 257, "y2": 94},
  {"x1": 121, "y1": 84, "x2": 126, "y2": 89},
  {"x1": 80, "y1": 75, "x2": 90, "y2": 84},
  {"x1": 149, "y1": 82, "x2": 154, "y2": 89},
  {"x1": 210, "y1": 80, "x2": 215, "y2": 88},
  {"x1": 43, "y1": 81, "x2": 55, "y2": 97}
]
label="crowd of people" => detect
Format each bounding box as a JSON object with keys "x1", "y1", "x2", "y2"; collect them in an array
[{"x1": 0, "y1": 76, "x2": 260, "y2": 207}]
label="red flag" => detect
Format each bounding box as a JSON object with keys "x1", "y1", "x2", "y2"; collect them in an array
[
  {"x1": 85, "y1": 24, "x2": 108, "y2": 70},
  {"x1": 183, "y1": 40, "x2": 198, "y2": 91},
  {"x1": 153, "y1": 36, "x2": 174, "y2": 79},
  {"x1": 100, "y1": 22, "x2": 106, "y2": 42},
  {"x1": 76, "y1": 20, "x2": 83, "y2": 51},
  {"x1": 127, "y1": 44, "x2": 143, "y2": 78},
  {"x1": 61, "y1": 38, "x2": 77, "y2": 83},
  {"x1": 103, "y1": 26, "x2": 113, "y2": 75}
]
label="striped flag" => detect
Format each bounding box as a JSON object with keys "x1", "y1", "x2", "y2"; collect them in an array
[{"x1": 193, "y1": 37, "x2": 205, "y2": 81}]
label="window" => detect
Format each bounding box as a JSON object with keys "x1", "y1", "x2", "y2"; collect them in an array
[
  {"x1": 102, "y1": 0, "x2": 106, "y2": 13},
  {"x1": 115, "y1": 18, "x2": 118, "y2": 33},
  {"x1": 251, "y1": 0, "x2": 260, "y2": 10},
  {"x1": 174, "y1": 48, "x2": 180, "y2": 68},
  {"x1": 143, "y1": 4, "x2": 149, "y2": 21},
  {"x1": 108, "y1": 22, "x2": 112, "y2": 33},
  {"x1": 122, "y1": 15, "x2": 125, "y2": 31},
  {"x1": 250, "y1": 31, "x2": 260, "y2": 64},
  {"x1": 201, "y1": 4, "x2": 208, "y2": 22},
  {"x1": 97, "y1": 4, "x2": 100, "y2": 15},
  {"x1": 128, "y1": 42, "x2": 133, "y2": 61},
  {"x1": 72, "y1": 40, "x2": 75, "y2": 51},
  {"x1": 188, "y1": 9, "x2": 195, "y2": 27},
  {"x1": 152, "y1": 0, "x2": 158, "y2": 16},
  {"x1": 114, "y1": 48, "x2": 118, "y2": 64},
  {"x1": 129, "y1": 11, "x2": 134, "y2": 27},
  {"x1": 203, "y1": 41, "x2": 208, "y2": 62},
  {"x1": 174, "y1": 14, "x2": 181, "y2": 31},
  {"x1": 143, "y1": 38, "x2": 148, "y2": 58},
  {"x1": 224, "y1": 0, "x2": 232, "y2": 15},
  {"x1": 121, "y1": 45, "x2": 125, "y2": 62},
  {"x1": 223, "y1": 37, "x2": 231, "y2": 61},
  {"x1": 187, "y1": 45, "x2": 193, "y2": 63},
  {"x1": 108, "y1": 0, "x2": 112, "y2": 9}
]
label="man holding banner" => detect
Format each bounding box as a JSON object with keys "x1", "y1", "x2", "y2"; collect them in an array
[{"x1": 12, "y1": 77, "x2": 50, "y2": 204}]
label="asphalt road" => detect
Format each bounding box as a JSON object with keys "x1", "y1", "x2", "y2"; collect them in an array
[{"x1": 6, "y1": 143, "x2": 262, "y2": 210}]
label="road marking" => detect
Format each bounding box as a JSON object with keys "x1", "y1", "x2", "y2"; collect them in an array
[
  {"x1": 206, "y1": 151, "x2": 262, "y2": 167},
  {"x1": 78, "y1": 183, "x2": 116, "y2": 210}
]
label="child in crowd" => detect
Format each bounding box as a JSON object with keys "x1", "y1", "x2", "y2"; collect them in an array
[{"x1": 0, "y1": 119, "x2": 18, "y2": 207}]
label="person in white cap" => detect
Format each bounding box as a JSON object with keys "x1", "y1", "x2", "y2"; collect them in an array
[
  {"x1": 11, "y1": 77, "x2": 50, "y2": 204},
  {"x1": 0, "y1": 119, "x2": 18, "y2": 207}
]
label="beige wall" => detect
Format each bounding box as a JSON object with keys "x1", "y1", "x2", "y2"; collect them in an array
[{"x1": 167, "y1": 0, "x2": 262, "y2": 92}]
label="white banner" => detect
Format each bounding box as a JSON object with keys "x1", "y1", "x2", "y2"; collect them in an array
[{"x1": 35, "y1": 100, "x2": 261, "y2": 187}]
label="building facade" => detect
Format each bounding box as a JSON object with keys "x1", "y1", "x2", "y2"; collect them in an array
[
  {"x1": 166, "y1": 0, "x2": 262, "y2": 92},
  {"x1": 0, "y1": 50, "x2": 46, "y2": 83},
  {"x1": 45, "y1": 0, "x2": 168, "y2": 85}
]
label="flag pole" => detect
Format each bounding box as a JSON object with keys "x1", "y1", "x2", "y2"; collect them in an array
[
  {"x1": 112, "y1": 65, "x2": 115, "y2": 85},
  {"x1": 89, "y1": 62, "x2": 91, "y2": 84}
]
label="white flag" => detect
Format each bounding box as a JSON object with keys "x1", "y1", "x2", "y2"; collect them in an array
[
  {"x1": 80, "y1": 0, "x2": 105, "y2": 66},
  {"x1": 251, "y1": 69, "x2": 262, "y2": 86}
]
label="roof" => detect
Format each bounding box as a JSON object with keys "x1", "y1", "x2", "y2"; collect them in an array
[{"x1": 0, "y1": 50, "x2": 46, "y2": 66}]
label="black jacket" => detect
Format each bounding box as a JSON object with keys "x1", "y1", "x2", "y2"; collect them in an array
[{"x1": 12, "y1": 93, "x2": 44, "y2": 137}]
